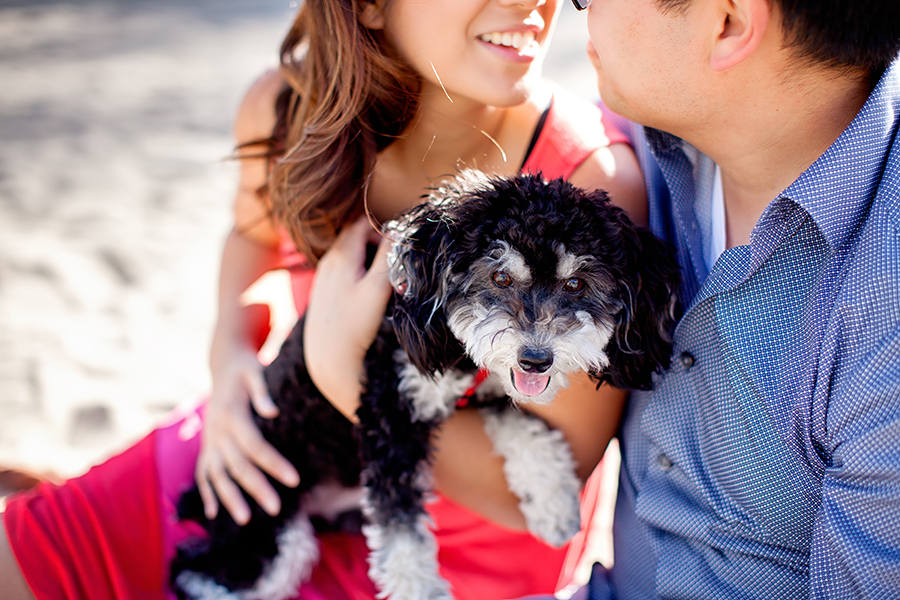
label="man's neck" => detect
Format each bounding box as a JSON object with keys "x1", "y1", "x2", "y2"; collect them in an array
[{"x1": 696, "y1": 66, "x2": 872, "y2": 248}]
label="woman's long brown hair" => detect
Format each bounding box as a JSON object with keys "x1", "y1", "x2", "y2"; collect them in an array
[{"x1": 267, "y1": 0, "x2": 420, "y2": 263}]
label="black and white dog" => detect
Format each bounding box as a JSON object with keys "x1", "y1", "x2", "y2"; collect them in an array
[{"x1": 171, "y1": 171, "x2": 681, "y2": 600}]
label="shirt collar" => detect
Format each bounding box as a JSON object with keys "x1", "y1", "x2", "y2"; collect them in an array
[
  {"x1": 784, "y1": 56, "x2": 900, "y2": 251},
  {"x1": 643, "y1": 126, "x2": 684, "y2": 156}
]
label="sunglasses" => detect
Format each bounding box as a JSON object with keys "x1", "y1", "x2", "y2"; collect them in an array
[{"x1": 571, "y1": 0, "x2": 591, "y2": 9}]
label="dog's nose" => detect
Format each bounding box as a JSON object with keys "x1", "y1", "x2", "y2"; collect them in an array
[{"x1": 518, "y1": 348, "x2": 554, "y2": 373}]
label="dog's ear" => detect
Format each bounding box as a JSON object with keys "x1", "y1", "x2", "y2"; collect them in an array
[
  {"x1": 600, "y1": 225, "x2": 681, "y2": 391},
  {"x1": 387, "y1": 203, "x2": 468, "y2": 375}
]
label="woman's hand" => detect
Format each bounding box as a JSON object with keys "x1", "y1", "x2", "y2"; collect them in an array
[
  {"x1": 196, "y1": 224, "x2": 296, "y2": 525},
  {"x1": 303, "y1": 218, "x2": 394, "y2": 421},
  {"x1": 196, "y1": 339, "x2": 300, "y2": 525}
]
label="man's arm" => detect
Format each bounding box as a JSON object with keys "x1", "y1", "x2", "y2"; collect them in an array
[{"x1": 811, "y1": 324, "x2": 900, "y2": 597}]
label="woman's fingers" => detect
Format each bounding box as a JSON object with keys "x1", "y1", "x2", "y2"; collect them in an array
[
  {"x1": 364, "y1": 232, "x2": 395, "y2": 299},
  {"x1": 196, "y1": 461, "x2": 220, "y2": 520},
  {"x1": 319, "y1": 217, "x2": 392, "y2": 297},
  {"x1": 198, "y1": 362, "x2": 298, "y2": 523},
  {"x1": 218, "y1": 432, "x2": 281, "y2": 518},
  {"x1": 244, "y1": 368, "x2": 278, "y2": 419},
  {"x1": 329, "y1": 216, "x2": 375, "y2": 271},
  {"x1": 205, "y1": 450, "x2": 252, "y2": 525},
  {"x1": 233, "y1": 414, "x2": 300, "y2": 489}
]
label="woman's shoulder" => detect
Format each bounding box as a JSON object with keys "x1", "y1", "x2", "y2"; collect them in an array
[
  {"x1": 545, "y1": 84, "x2": 612, "y2": 145},
  {"x1": 518, "y1": 81, "x2": 609, "y2": 180},
  {"x1": 233, "y1": 67, "x2": 286, "y2": 146},
  {"x1": 525, "y1": 82, "x2": 647, "y2": 223}
]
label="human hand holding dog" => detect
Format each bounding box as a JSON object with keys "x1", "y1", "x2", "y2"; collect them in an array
[
  {"x1": 304, "y1": 217, "x2": 394, "y2": 421},
  {"x1": 199, "y1": 341, "x2": 302, "y2": 525},
  {"x1": 197, "y1": 228, "x2": 301, "y2": 525}
]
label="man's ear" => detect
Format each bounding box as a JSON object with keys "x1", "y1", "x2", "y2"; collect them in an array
[
  {"x1": 359, "y1": 0, "x2": 387, "y2": 30},
  {"x1": 709, "y1": 0, "x2": 769, "y2": 72}
]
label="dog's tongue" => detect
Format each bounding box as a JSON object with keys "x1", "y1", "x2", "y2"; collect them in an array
[{"x1": 511, "y1": 370, "x2": 551, "y2": 397}]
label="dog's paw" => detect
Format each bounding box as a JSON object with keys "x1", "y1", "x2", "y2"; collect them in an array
[
  {"x1": 363, "y1": 518, "x2": 453, "y2": 600},
  {"x1": 481, "y1": 408, "x2": 582, "y2": 547}
]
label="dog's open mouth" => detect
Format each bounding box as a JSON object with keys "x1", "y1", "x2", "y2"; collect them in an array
[{"x1": 511, "y1": 369, "x2": 551, "y2": 397}]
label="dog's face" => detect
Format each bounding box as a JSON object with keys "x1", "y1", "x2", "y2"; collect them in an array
[
  {"x1": 442, "y1": 238, "x2": 621, "y2": 404},
  {"x1": 387, "y1": 170, "x2": 681, "y2": 398}
]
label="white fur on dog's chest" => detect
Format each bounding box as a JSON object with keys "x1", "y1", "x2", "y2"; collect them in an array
[
  {"x1": 392, "y1": 349, "x2": 582, "y2": 547},
  {"x1": 394, "y1": 350, "x2": 477, "y2": 422}
]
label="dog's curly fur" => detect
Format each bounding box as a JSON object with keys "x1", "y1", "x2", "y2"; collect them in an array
[{"x1": 170, "y1": 172, "x2": 681, "y2": 600}]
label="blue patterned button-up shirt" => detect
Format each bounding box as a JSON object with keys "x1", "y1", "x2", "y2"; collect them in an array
[{"x1": 602, "y1": 57, "x2": 900, "y2": 599}]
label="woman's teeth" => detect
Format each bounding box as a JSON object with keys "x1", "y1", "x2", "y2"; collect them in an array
[{"x1": 479, "y1": 31, "x2": 536, "y2": 51}]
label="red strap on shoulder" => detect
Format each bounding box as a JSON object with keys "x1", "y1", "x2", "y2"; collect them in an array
[{"x1": 521, "y1": 87, "x2": 629, "y2": 180}]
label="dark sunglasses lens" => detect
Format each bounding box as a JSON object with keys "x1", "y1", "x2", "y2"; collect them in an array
[{"x1": 571, "y1": 0, "x2": 590, "y2": 9}]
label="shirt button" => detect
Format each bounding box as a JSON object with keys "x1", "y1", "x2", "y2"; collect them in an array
[
  {"x1": 657, "y1": 454, "x2": 673, "y2": 471},
  {"x1": 679, "y1": 351, "x2": 695, "y2": 370}
]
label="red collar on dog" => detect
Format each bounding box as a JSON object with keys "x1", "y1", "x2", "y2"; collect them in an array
[{"x1": 455, "y1": 369, "x2": 491, "y2": 408}]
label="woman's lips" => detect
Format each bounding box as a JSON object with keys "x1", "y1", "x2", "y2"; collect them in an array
[{"x1": 478, "y1": 30, "x2": 540, "y2": 60}]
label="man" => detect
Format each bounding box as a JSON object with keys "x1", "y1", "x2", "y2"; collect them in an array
[{"x1": 570, "y1": 0, "x2": 900, "y2": 597}]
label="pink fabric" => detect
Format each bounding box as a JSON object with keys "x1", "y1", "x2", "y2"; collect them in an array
[
  {"x1": 4, "y1": 434, "x2": 166, "y2": 600},
  {"x1": 521, "y1": 86, "x2": 627, "y2": 179}
]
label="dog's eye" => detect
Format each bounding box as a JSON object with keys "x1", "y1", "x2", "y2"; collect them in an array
[
  {"x1": 492, "y1": 271, "x2": 513, "y2": 288},
  {"x1": 564, "y1": 278, "x2": 585, "y2": 294}
]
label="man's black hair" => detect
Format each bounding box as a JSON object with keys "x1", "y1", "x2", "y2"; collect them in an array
[{"x1": 655, "y1": 0, "x2": 900, "y2": 75}]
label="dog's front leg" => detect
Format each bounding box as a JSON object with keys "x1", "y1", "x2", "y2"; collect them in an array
[
  {"x1": 356, "y1": 407, "x2": 451, "y2": 600},
  {"x1": 362, "y1": 511, "x2": 450, "y2": 600},
  {"x1": 481, "y1": 407, "x2": 582, "y2": 547},
  {"x1": 356, "y1": 361, "x2": 452, "y2": 600},
  {"x1": 357, "y1": 423, "x2": 451, "y2": 600}
]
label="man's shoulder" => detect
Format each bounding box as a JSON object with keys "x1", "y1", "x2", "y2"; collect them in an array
[
  {"x1": 855, "y1": 137, "x2": 900, "y2": 267},
  {"x1": 876, "y1": 136, "x2": 900, "y2": 231},
  {"x1": 833, "y1": 151, "x2": 900, "y2": 352}
]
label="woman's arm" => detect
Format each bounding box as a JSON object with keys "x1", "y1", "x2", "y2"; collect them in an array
[
  {"x1": 196, "y1": 69, "x2": 302, "y2": 525},
  {"x1": 432, "y1": 377, "x2": 625, "y2": 530}
]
